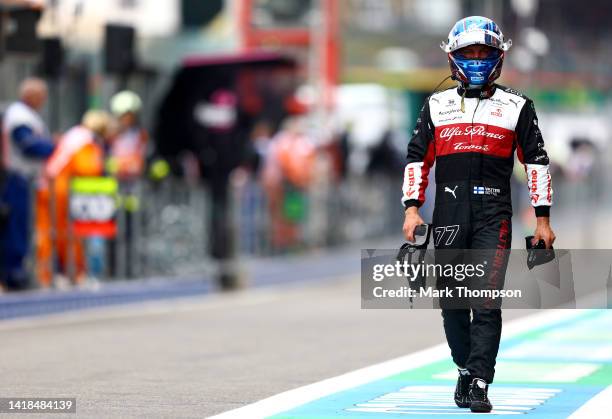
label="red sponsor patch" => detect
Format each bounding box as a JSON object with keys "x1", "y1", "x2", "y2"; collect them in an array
[
  {"x1": 530, "y1": 169, "x2": 539, "y2": 195},
  {"x1": 405, "y1": 166, "x2": 416, "y2": 197},
  {"x1": 435, "y1": 123, "x2": 515, "y2": 158}
]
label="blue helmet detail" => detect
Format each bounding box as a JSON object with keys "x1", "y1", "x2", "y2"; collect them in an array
[
  {"x1": 441, "y1": 16, "x2": 512, "y2": 87},
  {"x1": 449, "y1": 51, "x2": 502, "y2": 86}
]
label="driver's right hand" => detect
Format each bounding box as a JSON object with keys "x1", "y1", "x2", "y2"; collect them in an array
[{"x1": 403, "y1": 207, "x2": 425, "y2": 242}]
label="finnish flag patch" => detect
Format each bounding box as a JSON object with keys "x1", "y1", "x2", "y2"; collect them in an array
[{"x1": 473, "y1": 186, "x2": 501, "y2": 196}]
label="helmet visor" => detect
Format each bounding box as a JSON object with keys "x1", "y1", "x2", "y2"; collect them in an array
[{"x1": 452, "y1": 46, "x2": 502, "y2": 60}]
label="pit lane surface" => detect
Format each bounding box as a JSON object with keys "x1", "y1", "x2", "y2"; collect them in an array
[
  {"x1": 0, "y1": 274, "x2": 534, "y2": 418},
  {"x1": 213, "y1": 309, "x2": 612, "y2": 418}
]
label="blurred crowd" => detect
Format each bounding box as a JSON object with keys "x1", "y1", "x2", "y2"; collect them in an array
[
  {"x1": 0, "y1": 78, "x2": 148, "y2": 290},
  {"x1": 0, "y1": 74, "x2": 407, "y2": 292}
]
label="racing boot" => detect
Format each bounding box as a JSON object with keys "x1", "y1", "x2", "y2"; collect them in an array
[
  {"x1": 454, "y1": 369, "x2": 471, "y2": 408},
  {"x1": 469, "y1": 378, "x2": 493, "y2": 413}
]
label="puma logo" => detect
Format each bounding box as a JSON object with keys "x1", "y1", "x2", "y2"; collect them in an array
[
  {"x1": 444, "y1": 185, "x2": 458, "y2": 199},
  {"x1": 509, "y1": 98, "x2": 519, "y2": 108}
]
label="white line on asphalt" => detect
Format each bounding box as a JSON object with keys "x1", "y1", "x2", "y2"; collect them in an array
[
  {"x1": 568, "y1": 385, "x2": 612, "y2": 418},
  {"x1": 348, "y1": 385, "x2": 561, "y2": 415},
  {"x1": 208, "y1": 309, "x2": 587, "y2": 419}
]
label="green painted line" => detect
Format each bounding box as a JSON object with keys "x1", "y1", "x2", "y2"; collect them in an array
[{"x1": 265, "y1": 310, "x2": 612, "y2": 418}]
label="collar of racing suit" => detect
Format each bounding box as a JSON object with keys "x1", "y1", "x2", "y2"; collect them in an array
[{"x1": 456, "y1": 83, "x2": 496, "y2": 99}]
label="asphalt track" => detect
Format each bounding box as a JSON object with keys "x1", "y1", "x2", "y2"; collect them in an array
[{"x1": 0, "y1": 272, "x2": 544, "y2": 419}]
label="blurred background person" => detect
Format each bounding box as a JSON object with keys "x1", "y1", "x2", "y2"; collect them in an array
[
  {"x1": 262, "y1": 116, "x2": 316, "y2": 250},
  {"x1": 0, "y1": 77, "x2": 54, "y2": 290},
  {"x1": 0, "y1": 164, "x2": 31, "y2": 290},
  {"x1": 107, "y1": 90, "x2": 148, "y2": 181},
  {"x1": 2, "y1": 78, "x2": 54, "y2": 173},
  {"x1": 107, "y1": 90, "x2": 148, "y2": 278},
  {"x1": 37, "y1": 110, "x2": 113, "y2": 287}
]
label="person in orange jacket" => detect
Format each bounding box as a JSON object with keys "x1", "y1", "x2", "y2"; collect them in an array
[
  {"x1": 262, "y1": 117, "x2": 317, "y2": 249},
  {"x1": 36, "y1": 110, "x2": 113, "y2": 286}
]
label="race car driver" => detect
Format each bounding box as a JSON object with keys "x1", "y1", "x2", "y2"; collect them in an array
[{"x1": 401, "y1": 16, "x2": 556, "y2": 413}]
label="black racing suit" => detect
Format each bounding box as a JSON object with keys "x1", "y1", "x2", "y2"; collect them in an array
[{"x1": 402, "y1": 84, "x2": 553, "y2": 383}]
